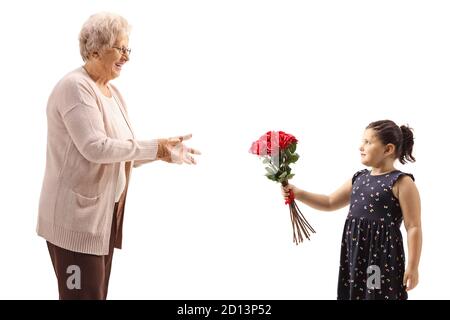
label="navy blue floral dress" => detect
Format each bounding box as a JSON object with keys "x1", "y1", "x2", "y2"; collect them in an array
[{"x1": 337, "y1": 169, "x2": 414, "y2": 300}]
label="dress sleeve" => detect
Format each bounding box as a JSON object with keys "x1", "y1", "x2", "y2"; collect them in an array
[
  {"x1": 352, "y1": 169, "x2": 368, "y2": 185},
  {"x1": 391, "y1": 172, "x2": 415, "y2": 187}
]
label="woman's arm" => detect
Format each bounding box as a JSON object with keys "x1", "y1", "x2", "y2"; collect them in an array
[
  {"x1": 133, "y1": 159, "x2": 156, "y2": 168},
  {"x1": 396, "y1": 175, "x2": 422, "y2": 291},
  {"x1": 282, "y1": 179, "x2": 352, "y2": 212},
  {"x1": 60, "y1": 83, "x2": 160, "y2": 164}
]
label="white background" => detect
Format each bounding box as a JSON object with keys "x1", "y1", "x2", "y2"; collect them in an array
[{"x1": 0, "y1": 0, "x2": 449, "y2": 299}]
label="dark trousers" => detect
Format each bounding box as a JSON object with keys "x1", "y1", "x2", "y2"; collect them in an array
[{"x1": 46, "y1": 202, "x2": 118, "y2": 300}]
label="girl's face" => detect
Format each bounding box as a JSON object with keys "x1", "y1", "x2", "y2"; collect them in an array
[{"x1": 359, "y1": 129, "x2": 395, "y2": 166}]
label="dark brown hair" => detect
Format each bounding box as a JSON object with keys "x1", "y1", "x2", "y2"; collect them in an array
[{"x1": 366, "y1": 120, "x2": 416, "y2": 164}]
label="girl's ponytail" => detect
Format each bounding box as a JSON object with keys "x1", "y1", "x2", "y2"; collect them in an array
[{"x1": 399, "y1": 125, "x2": 416, "y2": 164}]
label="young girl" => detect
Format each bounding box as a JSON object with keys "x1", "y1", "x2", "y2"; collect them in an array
[{"x1": 282, "y1": 120, "x2": 422, "y2": 300}]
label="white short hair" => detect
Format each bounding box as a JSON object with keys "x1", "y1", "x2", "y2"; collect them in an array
[{"x1": 79, "y1": 12, "x2": 131, "y2": 62}]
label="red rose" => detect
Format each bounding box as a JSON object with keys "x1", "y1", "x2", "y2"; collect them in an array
[
  {"x1": 250, "y1": 131, "x2": 297, "y2": 156},
  {"x1": 249, "y1": 139, "x2": 268, "y2": 155},
  {"x1": 278, "y1": 131, "x2": 298, "y2": 149}
]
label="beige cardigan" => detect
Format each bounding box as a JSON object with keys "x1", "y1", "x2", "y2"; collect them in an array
[{"x1": 37, "y1": 67, "x2": 158, "y2": 255}]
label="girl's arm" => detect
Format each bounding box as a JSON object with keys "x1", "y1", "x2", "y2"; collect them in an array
[
  {"x1": 282, "y1": 179, "x2": 352, "y2": 212},
  {"x1": 396, "y1": 175, "x2": 422, "y2": 291}
]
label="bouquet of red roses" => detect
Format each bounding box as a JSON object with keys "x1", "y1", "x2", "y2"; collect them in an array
[{"x1": 249, "y1": 131, "x2": 315, "y2": 244}]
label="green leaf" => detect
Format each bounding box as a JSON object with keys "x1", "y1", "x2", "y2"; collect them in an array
[
  {"x1": 279, "y1": 172, "x2": 288, "y2": 180},
  {"x1": 284, "y1": 154, "x2": 295, "y2": 165},
  {"x1": 289, "y1": 143, "x2": 296, "y2": 153},
  {"x1": 291, "y1": 153, "x2": 299, "y2": 163},
  {"x1": 283, "y1": 151, "x2": 292, "y2": 160},
  {"x1": 286, "y1": 173, "x2": 295, "y2": 180},
  {"x1": 262, "y1": 157, "x2": 270, "y2": 164},
  {"x1": 265, "y1": 167, "x2": 276, "y2": 175}
]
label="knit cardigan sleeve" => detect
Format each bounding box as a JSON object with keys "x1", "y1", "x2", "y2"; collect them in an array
[{"x1": 58, "y1": 79, "x2": 159, "y2": 164}]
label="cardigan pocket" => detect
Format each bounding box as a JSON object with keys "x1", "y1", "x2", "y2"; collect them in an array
[
  {"x1": 71, "y1": 190, "x2": 102, "y2": 208},
  {"x1": 69, "y1": 190, "x2": 105, "y2": 233}
]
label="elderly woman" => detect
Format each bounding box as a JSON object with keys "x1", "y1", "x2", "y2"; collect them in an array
[{"x1": 37, "y1": 12, "x2": 200, "y2": 300}]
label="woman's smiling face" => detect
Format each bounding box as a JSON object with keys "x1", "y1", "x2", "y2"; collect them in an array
[{"x1": 95, "y1": 33, "x2": 129, "y2": 80}]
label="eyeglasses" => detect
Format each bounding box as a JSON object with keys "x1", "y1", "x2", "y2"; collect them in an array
[{"x1": 112, "y1": 46, "x2": 131, "y2": 56}]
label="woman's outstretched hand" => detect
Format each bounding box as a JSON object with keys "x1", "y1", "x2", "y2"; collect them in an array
[{"x1": 157, "y1": 133, "x2": 201, "y2": 164}]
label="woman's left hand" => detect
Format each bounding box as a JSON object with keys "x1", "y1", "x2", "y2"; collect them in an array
[{"x1": 157, "y1": 133, "x2": 201, "y2": 165}]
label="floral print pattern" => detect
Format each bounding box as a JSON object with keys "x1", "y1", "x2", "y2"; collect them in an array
[{"x1": 337, "y1": 169, "x2": 414, "y2": 300}]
